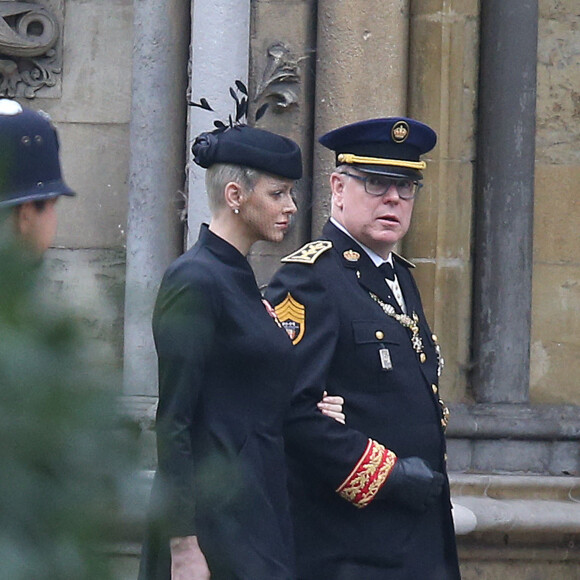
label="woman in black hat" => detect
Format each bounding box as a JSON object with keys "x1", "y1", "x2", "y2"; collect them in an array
[{"x1": 139, "y1": 122, "x2": 343, "y2": 580}]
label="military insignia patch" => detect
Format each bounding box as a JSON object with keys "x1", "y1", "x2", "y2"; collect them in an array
[
  {"x1": 281, "y1": 240, "x2": 332, "y2": 264},
  {"x1": 274, "y1": 293, "x2": 305, "y2": 345},
  {"x1": 343, "y1": 249, "x2": 360, "y2": 262}
]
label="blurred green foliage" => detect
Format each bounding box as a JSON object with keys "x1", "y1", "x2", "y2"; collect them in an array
[{"x1": 0, "y1": 236, "x2": 137, "y2": 580}]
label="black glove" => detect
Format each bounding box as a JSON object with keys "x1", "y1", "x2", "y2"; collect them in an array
[{"x1": 379, "y1": 456, "x2": 444, "y2": 512}]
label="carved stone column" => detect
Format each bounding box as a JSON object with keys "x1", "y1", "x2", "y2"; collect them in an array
[
  {"x1": 186, "y1": 0, "x2": 251, "y2": 249},
  {"x1": 248, "y1": 0, "x2": 318, "y2": 285},
  {"x1": 123, "y1": 0, "x2": 190, "y2": 397},
  {"x1": 472, "y1": 0, "x2": 538, "y2": 403},
  {"x1": 312, "y1": 0, "x2": 410, "y2": 235}
]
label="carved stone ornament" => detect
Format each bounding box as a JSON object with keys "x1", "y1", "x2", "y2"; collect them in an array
[
  {"x1": 0, "y1": 1, "x2": 61, "y2": 98},
  {"x1": 255, "y1": 43, "x2": 310, "y2": 112}
]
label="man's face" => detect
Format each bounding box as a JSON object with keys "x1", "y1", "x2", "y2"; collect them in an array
[
  {"x1": 330, "y1": 168, "x2": 415, "y2": 258},
  {"x1": 17, "y1": 198, "x2": 59, "y2": 255}
]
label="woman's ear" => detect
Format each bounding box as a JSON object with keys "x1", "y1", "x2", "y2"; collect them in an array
[{"x1": 223, "y1": 181, "x2": 244, "y2": 213}]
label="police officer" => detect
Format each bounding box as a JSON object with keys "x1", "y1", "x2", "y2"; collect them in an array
[
  {"x1": 266, "y1": 117, "x2": 461, "y2": 579},
  {"x1": 0, "y1": 99, "x2": 75, "y2": 254}
]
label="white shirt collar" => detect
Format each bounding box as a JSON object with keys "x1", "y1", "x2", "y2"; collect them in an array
[{"x1": 330, "y1": 217, "x2": 393, "y2": 268}]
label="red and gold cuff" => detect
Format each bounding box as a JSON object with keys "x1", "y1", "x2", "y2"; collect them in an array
[{"x1": 336, "y1": 439, "x2": 398, "y2": 508}]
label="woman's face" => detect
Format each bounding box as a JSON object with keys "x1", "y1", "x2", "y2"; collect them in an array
[{"x1": 239, "y1": 174, "x2": 297, "y2": 244}]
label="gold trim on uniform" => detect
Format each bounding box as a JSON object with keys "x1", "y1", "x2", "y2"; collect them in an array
[
  {"x1": 392, "y1": 252, "x2": 416, "y2": 269},
  {"x1": 369, "y1": 292, "x2": 425, "y2": 361},
  {"x1": 274, "y1": 293, "x2": 306, "y2": 345},
  {"x1": 336, "y1": 439, "x2": 398, "y2": 508},
  {"x1": 337, "y1": 153, "x2": 426, "y2": 171},
  {"x1": 281, "y1": 240, "x2": 332, "y2": 264},
  {"x1": 439, "y1": 399, "x2": 450, "y2": 431}
]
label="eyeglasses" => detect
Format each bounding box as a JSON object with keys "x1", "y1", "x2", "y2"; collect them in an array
[{"x1": 340, "y1": 172, "x2": 422, "y2": 200}]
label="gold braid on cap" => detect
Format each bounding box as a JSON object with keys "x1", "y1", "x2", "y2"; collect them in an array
[{"x1": 338, "y1": 153, "x2": 426, "y2": 171}]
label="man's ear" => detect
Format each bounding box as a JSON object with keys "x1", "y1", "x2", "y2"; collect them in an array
[
  {"x1": 330, "y1": 172, "x2": 345, "y2": 209},
  {"x1": 224, "y1": 181, "x2": 244, "y2": 213},
  {"x1": 15, "y1": 202, "x2": 35, "y2": 237}
]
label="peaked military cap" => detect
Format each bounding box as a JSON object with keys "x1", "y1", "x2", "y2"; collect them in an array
[
  {"x1": 192, "y1": 124, "x2": 302, "y2": 180},
  {"x1": 0, "y1": 99, "x2": 76, "y2": 209},
  {"x1": 319, "y1": 117, "x2": 437, "y2": 180}
]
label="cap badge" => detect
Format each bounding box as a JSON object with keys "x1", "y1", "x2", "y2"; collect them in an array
[
  {"x1": 343, "y1": 249, "x2": 360, "y2": 262},
  {"x1": 274, "y1": 293, "x2": 305, "y2": 345},
  {"x1": 392, "y1": 120, "x2": 409, "y2": 144}
]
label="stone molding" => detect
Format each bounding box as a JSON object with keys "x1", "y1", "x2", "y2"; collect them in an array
[
  {"x1": 446, "y1": 403, "x2": 580, "y2": 476},
  {"x1": 0, "y1": 1, "x2": 62, "y2": 98},
  {"x1": 451, "y1": 474, "x2": 580, "y2": 563},
  {"x1": 122, "y1": 398, "x2": 580, "y2": 476},
  {"x1": 447, "y1": 403, "x2": 580, "y2": 440}
]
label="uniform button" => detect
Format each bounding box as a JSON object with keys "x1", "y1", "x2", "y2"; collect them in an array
[
  {"x1": 444, "y1": 453, "x2": 448, "y2": 462},
  {"x1": 432, "y1": 334, "x2": 438, "y2": 342},
  {"x1": 432, "y1": 384, "x2": 438, "y2": 394},
  {"x1": 375, "y1": 330, "x2": 384, "y2": 340},
  {"x1": 420, "y1": 353, "x2": 427, "y2": 363}
]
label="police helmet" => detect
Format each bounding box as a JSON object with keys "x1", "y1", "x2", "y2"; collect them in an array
[{"x1": 0, "y1": 99, "x2": 75, "y2": 209}]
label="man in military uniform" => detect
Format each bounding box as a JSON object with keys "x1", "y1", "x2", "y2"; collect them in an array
[
  {"x1": 0, "y1": 98, "x2": 75, "y2": 253},
  {"x1": 266, "y1": 117, "x2": 460, "y2": 579}
]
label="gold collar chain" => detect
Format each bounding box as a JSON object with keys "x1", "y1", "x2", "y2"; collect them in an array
[{"x1": 369, "y1": 292, "x2": 426, "y2": 363}]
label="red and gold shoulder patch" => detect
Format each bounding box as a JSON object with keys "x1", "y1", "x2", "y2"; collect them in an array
[
  {"x1": 274, "y1": 293, "x2": 305, "y2": 345},
  {"x1": 336, "y1": 439, "x2": 397, "y2": 508}
]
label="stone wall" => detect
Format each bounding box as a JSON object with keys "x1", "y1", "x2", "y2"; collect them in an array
[
  {"x1": 34, "y1": 0, "x2": 133, "y2": 371},
  {"x1": 531, "y1": 0, "x2": 580, "y2": 405},
  {"x1": 407, "y1": 0, "x2": 479, "y2": 402},
  {"x1": 21, "y1": 0, "x2": 578, "y2": 410}
]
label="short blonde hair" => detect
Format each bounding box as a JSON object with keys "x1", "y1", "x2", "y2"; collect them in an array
[{"x1": 205, "y1": 163, "x2": 261, "y2": 213}]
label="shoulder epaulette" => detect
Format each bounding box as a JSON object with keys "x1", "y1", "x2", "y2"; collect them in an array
[
  {"x1": 281, "y1": 240, "x2": 333, "y2": 264},
  {"x1": 392, "y1": 252, "x2": 415, "y2": 269}
]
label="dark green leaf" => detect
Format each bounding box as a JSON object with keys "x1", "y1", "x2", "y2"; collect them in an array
[
  {"x1": 255, "y1": 102, "x2": 269, "y2": 122},
  {"x1": 236, "y1": 97, "x2": 248, "y2": 122},
  {"x1": 235, "y1": 80, "x2": 248, "y2": 95},
  {"x1": 190, "y1": 98, "x2": 213, "y2": 111}
]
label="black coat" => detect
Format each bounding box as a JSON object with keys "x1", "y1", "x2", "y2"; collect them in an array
[
  {"x1": 266, "y1": 221, "x2": 460, "y2": 580},
  {"x1": 139, "y1": 225, "x2": 296, "y2": 580}
]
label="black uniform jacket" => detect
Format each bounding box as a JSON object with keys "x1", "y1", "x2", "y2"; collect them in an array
[
  {"x1": 266, "y1": 221, "x2": 460, "y2": 580},
  {"x1": 139, "y1": 225, "x2": 296, "y2": 580}
]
